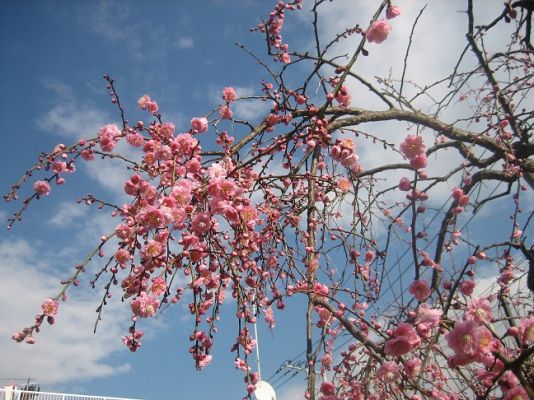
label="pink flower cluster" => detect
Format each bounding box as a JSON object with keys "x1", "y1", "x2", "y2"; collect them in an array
[
  {"x1": 445, "y1": 319, "x2": 493, "y2": 367},
  {"x1": 331, "y1": 138, "x2": 362, "y2": 175},
  {"x1": 400, "y1": 135, "x2": 427, "y2": 169},
  {"x1": 259, "y1": 1, "x2": 302, "y2": 63},
  {"x1": 384, "y1": 323, "x2": 420, "y2": 356},
  {"x1": 34, "y1": 180, "x2": 51, "y2": 196},
  {"x1": 377, "y1": 361, "x2": 400, "y2": 383},
  {"x1": 191, "y1": 117, "x2": 208, "y2": 134},
  {"x1": 222, "y1": 87, "x2": 237, "y2": 103},
  {"x1": 335, "y1": 85, "x2": 351, "y2": 107},
  {"x1": 366, "y1": 20, "x2": 392, "y2": 44},
  {"x1": 386, "y1": 5, "x2": 401, "y2": 19},
  {"x1": 415, "y1": 304, "x2": 442, "y2": 338},
  {"x1": 451, "y1": 187, "x2": 470, "y2": 214},
  {"x1": 98, "y1": 124, "x2": 121, "y2": 152},
  {"x1": 131, "y1": 291, "x2": 159, "y2": 318},
  {"x1": 219, "y1": 87, "x2": 237, "y2": 119},
  {"x1": 122, "y1": 329, "x2": 144, "y2": 352},
  {"x1": 41, "y1": 298, "x2": 59, "y2": 316},
  {"x1": 409, "y1": 279, "x2": 431, "y2": 301},
  {"x1": 366, "y1": 5, "x2": 400, "y2": 44},
  {"x1": 137, "y1": 94, "x2": 159, "y2": 113}
]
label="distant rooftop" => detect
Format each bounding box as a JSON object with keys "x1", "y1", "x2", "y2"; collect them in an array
[{"x1": 0, "y1": 387, "x2": 142, "y2": 400}]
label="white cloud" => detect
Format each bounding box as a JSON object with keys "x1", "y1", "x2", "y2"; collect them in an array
[
  {"x1": 37, "y1": 102, "x2": 109, "y2": 141},
  {"x1": 84, "y1": 145, "x2": 137, "y2": 200},
  {"x1": 206, "y1": 84, "x2": 269, "y2": 122},
  {"x1": 36, "y1": 81, "x2": 140, "y2": 201},
  {"x1": 231, "y1": 86, "x2": 270, "y2": 121},
  {"x1": 78, "y1": 1, "x2": 141, "y2": 55},
  {"x1": 48, "y1": 202, "x2": 88, "y2": 226},
  {"x1": 276, "y1": 377, "x2": 306, "y2": 400},
  {"x1": 0, "y1": 239, "x2": 131, "y2": 385},
  {"x1": 0, "y1": 210, "x2": 7, "y2": 226},
  {"x1": 175, "y1": 37, "x2": 194, "y2": 49}
]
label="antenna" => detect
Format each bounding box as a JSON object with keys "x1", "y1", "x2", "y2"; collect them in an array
[
  {"x1": 253, "y1": 312, "x2": 262, "y2": 379},
  {"x1": 252, "y1": 293, "x2": 276, "y2": 400}
]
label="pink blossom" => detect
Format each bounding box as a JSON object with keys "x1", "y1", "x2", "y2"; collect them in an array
[
  {"x1": 400, "y1": 135, "x2": 426, "y2": 160},
  {"x1": 191, "y1": 212, "x2": 212, "y2": 235},
  {"x1": 409, "y1": 279, "x2": 431, "y2": 301},
  {"x1": 386, "y1": 5, "x2": 402, "y2": 19},
  {"x1": 280, "y1": 52, "x2": 291, "y2": 63},
  {"x1": 464, "y1": 297, "x2": 493, "y2": 324},
  {"x1": 266, "y1": 113, "x2": 280, "y2": 126},
  {"x1": 459, "y1": 280, "x2": 475, "y2": 296},
  {"x1": 234, "y1": 358, "x2": 250, "y2": 372},
  {"x1": 52, "y1": 161, "x2": 67, "y2": 174},
  {"x1": 209, "y1": 179, "x2": 237, "y2": 199},
  {"x1": 241, "y1": 205, "x2": 259, "y2": 225},
  {"x1": 115, "y1": 248, "x2": 130, "y2": 266},
  {"x1": 144, "y1": 240, "x2": 163, "y2": 258},
  {"x1": 410, "y1": 153, "x2": 428, "y2": 170},
  {"x1": 376, "y1": 361, "x2": 400, "y2": 383},
  {"x1": 416, "y1": 303, "x2": 442, "y2": 329},
  {"x1": 222, "y1": 87, "x2": 237, "y2": 103},
  {"x1": 519, "y1": 317, "x2": 534, "y2": 345},
  {"x1": 452, "y1": 187, "x2": 464, "y2": 200},
  {"x1": 404, "y1": 358, "x2": 422, "y2": 379},
  {"x1": 126, "y1": 132, "x2": 144, "y2": 147},
  {"x1": 313, "y1": 282, "x2": 329, "y2": 297},
  {"x1": 151, "y1": 277, "x2": 167, "y2": 296},
  {"x1": 364, "y1": 250, "x2": 375, "y2": 262},
  {"x1": 172, "y1": 182, "x2": 193, "y2": 206},
  {"x1": 115, "y1": 223, "x2": 133, "y2": 240},
  {"x1": 138, "y1": 94, "x2": 158, "y2": 113},
  {"x1": 158, "y1": 123, "x2": 175, "y2": 139},
  {"x1": 122, "y1": 329, "x2": 144, "y2": 352},
  {"x1": 81, "y1": 149, "x2": 94, "y2": 161},
  {"x1": 191, "y1": 117, "x2": 208, "y2": 134},
  {"x1": 398, "y1": 177, "x2": 411, "y2": 191},
  {"x1": 131, "y1": 291, "x2": 159, "y2": 318},
  {"x1": 219, "y1": 105, "x2": 233, "y2": 119},
  {"x1": 321, "y1": 353, "x2": 332, "y2": 368},
  {"x1": 98, "y1": 124, "x2": 120, "y2": 152},
  {"x1": 207, "y1": 162, "x2": 227, "y2": 179},
  {"x1": 186, "y1": 158, "x2": 202, "y2": 174},
  {"x1": 458, "y1": 194, "x2": 469, "y2": 207},
  {"x1": 445, "y1": 320, "x2": 492, "y2": 362},
  {"x1": 41, "y1": 298, "x2": 59, "y2": 316},
  {"x1": 172, "y1": 133, "x2": 198, "y2": 154},
  {"x1": 335, "y1": 85, "x2": 351, "y2": 107},
  {"x1": 337, "y1": 177, "x2": 351, "y2": 192},
  {"x1": 366, "y1": 19, "x2": 392, "y2": 44},
  {"x1": 142, "y1": 207, "x2": 167, "y2": 229},
  {"x1": 320, "y1": 382, "x2": 335, "y2": 396},
  {"x1": 384, "y1": 323, "x2": 421, "y2": 356},
  {"x1": 34, "y1": 180, "x2": 51, "y2": 196},
  {"x1": 264, "y1": 307, "x2": 276, "y2": 328},
  {"x1": 197, "y1": 354, "x2": 212, "y2": 369},
  {"x1": 503, "y1": 386, "x2": 529, "y2": 400}
]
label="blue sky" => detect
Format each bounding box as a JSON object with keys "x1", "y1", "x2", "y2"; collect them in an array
[
  {"x1": 1, "y1": 1, "x2": 531, "y2": 400},
  {"x1": 0, "y1": 1, "x2": 310, "y2": 399}
]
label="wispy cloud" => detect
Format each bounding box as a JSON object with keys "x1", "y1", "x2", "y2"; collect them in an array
[
  {"x1": 0, "y1": 239, "x2": 131, "y2": 385},
  {"x1": 78, "y1": 1, "x2": 141, "y2": 55},
  {"x1": 36, "y1": 79, "x2": 110, "y2": 141},
  {"x1": 37, "y1": 102, "x2": 107, "y2": 140},
  {"x1": 229, "y1": 86, "x2": 269, "y2": 121},
  {"x1": 175, "y1": 37, "x2": 194, "y2": 49},
  {"x1": 36, "y1": 80, "x2": 136, "y2": 201},
  {"x1": 48, "y1": 202, "x2": 88, "y2": 227}
]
